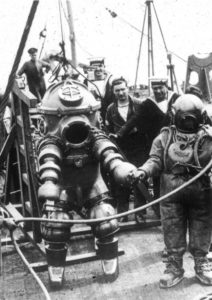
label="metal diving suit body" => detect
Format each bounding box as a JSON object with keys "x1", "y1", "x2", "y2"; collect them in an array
[{"x1": 36, "y1": 79, "x2": 135, "y2": 286}]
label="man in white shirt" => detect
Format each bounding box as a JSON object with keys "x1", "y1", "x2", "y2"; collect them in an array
[{"x1": 105, "y1": 77, "x2": 148, "y2": 221}]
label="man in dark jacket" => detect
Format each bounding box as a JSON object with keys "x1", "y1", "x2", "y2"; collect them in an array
[
  {"x1": 105, "y1": 77, "x2": 148, "y2": 221},
  {"x1": 115, "y1": 78, "x2": 179, "y2": 216},
  {"x1": 17, "y1": 47, "x2": 50, "y2": 101},
  {"x1": 117, "y1": 78, "x2": 179, "y2": 149}
]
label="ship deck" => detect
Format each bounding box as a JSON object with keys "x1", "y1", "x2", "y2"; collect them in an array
[{"x1": 1, "y1": 211, "x2": 212, "y2": 300}]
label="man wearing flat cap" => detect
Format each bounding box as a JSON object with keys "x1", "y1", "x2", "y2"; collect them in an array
[{"x1": 17, "y1": 47, "x2": 50, "y2": 101}]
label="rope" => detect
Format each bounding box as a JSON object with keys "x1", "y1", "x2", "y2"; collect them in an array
[
  {"x1": 10, "y1": 156, "x2": 212, "y2": 225},
  {"x1": 10, "y1": 229, "x2": 51, "y2": 300},
  {"x1": 152, "y1": 3, "x2": 168, "y2": 53},
  {"x1": 0, "y1": 0, "x2": 39, "y2": 113}
]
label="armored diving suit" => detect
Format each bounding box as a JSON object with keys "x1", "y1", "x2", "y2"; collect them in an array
[
  {"x1": 131, "y1": 94, "x2": 212, "y2": 288},
  {"x1": 36, "y1": 79, "x2": 135, "y2": 286}
]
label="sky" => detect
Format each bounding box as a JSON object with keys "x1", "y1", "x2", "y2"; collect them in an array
[{"x1": 1, "y1": 0, "x2": 212, "y2": 91}]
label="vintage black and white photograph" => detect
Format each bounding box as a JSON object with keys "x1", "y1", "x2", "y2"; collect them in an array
[{"x1": 1, "y1": 0, "x2": 212, "y2": 299}]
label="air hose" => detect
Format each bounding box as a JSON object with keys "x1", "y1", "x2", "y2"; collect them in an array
[
  {"x1": 10, "y1": 155, "x2": 212, "y2": 225},
  {"x1": 10, "y1": 229, "x2": 51, "y2": 300},
  {"x1": 1, "y1": 157, "x2": 212, "y2": 300}
]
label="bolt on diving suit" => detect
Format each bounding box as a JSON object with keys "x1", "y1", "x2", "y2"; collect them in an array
[
  {"x1": 132, "y1": 94, "x2": 212, "y2": 288},
  {"x1": 36, "y1": 79, "x2": 136, "y2": 286}
]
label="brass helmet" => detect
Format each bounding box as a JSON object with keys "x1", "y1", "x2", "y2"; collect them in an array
[
  {"x1": 172, "y1": 94, "x2": 205, "y2": 133},
  {"x1": 37, "y1": 79, "x2": 101, "y2": 143}
]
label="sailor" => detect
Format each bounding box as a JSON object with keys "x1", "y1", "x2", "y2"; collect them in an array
[
  {"x1": 116, "y1": 77, "x2": 179, "y2": 145},
  {"x1": 130, "y1": 94, "x2": 212, "y2": 288},
  {"x1": 150, "y1": 77, "x2": 178, "y2": 115},
  {"x1": 85, "y1": 58, "x2": 115, "y2": 124},
  {"x1": 17, "y1": 47, "x2": 50, "y2": 101}
]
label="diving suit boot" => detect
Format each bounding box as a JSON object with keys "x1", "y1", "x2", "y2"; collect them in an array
[
  {"x1": 195, "y1": 256, "x2": 212, "y2": 285},
  {"x1": 97, "y1": 237, "x2": 119, "y2": 282},
  {"x1": 45, "y1": 244, "x2": 67, "y2": 288},
  {"x1": 159, "y1": 255, "x2": 184, "y2": 288}
]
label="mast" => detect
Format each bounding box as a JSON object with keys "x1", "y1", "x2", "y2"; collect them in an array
[
  {"x1": 134, "y1": 0, "x2": 179, "y2": 94},
  {"x1": 66, "y1": 0, "x2": 77, "y2": 68},
  {"x1": 0, "y1": 0, "x2": 39, "y2": 113},
  {"x1": 147, "y1": 0, "x2": 154, "y2": 80}
]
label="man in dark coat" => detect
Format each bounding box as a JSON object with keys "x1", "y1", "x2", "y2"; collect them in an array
[
  {"x1": 115, "y1": 78, "x2": 179, "y2": 216},
  {"x1": 105, "y1": 77, "x2": 148, "y2": 221},
  {"x1": 117, "y1": 78, "x2": 179, "y2": 150},
  {"x1": 17, "y1": 47, "x2": 50, "y2": 101}
]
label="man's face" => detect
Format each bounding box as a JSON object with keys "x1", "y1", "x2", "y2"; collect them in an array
[
  {"x1": 113, "y1": 82, "x2": 128, "y2": 102},
  {"x1": 30, "y1": 53, "x2": 37, "y2": 62},
  {"x1": 93, "y1": 63, "x2": 105, "y2": 79},
  {"x1": 152, "y1": 84, "x2": 167, "y2": 102}
]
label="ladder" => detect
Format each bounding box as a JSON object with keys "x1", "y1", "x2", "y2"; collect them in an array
[{"x1": 3, "y1": 79, "x2": 41, "y2": 242}]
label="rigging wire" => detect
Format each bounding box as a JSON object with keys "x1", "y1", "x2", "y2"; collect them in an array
[
  {"x1": 151, "y1": 2, "x2": 180, "y2": 93},
  {"x1": 68, "y1": 60, "x2": 103, "y2": 99},
  {"x1": 75, "y1": 39, "x2": 93, "y2": 57},
  {"x1": 133, "y1": 5, "x2": 147, "y2": 91},
  {"x1": 38, "y1": 25, "x2": 47, "y2": 59},
  {"x1": 60, "y1": 0, "x2": 68, "y2": 23},
  {"x1": 60, "y1": 1, "x2": 93, "y2": 57},
  {"x1": 105, "y1": 7, "x2": 187, "y2": 64}
]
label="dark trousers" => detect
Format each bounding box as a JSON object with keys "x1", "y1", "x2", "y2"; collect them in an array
[
  {"x1": 160, "y1": 186, "x2": 212, "y2": 258},
  {"x1": 114, "y1": 145, "x2": 148, "y2": 214}
]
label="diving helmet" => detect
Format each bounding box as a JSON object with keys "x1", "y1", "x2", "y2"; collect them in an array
[
  {"x1": 172, "y1": 94, "x2": 205, "y2": 133},
  {"x1": 37, "y1": 79, "x2": 101, "y2": 140}
]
